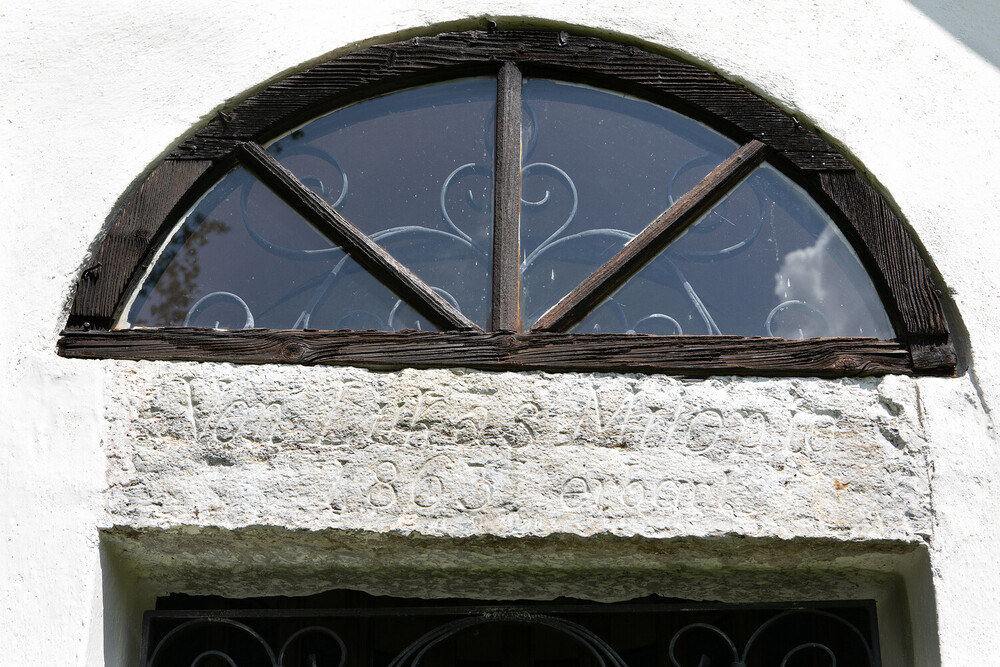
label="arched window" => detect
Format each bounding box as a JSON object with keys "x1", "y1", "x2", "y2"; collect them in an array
[{"x1": 59, "y1": 30, "x2": 955, "y2": 377}]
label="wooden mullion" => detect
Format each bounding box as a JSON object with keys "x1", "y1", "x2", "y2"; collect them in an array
[
  {"x1": 58, "y1": 329, "x2": 922, "y2": 377},
  {"x1": 490, "y1": 62, "x2": 522, "y2": 331},
  {"x1": 235, "y1": 141, "x2": 480, "y2": 332},
  {"x1": 531, "y1": 140, "x2": 768, "y2": 333},
  {"x1": 62, "y1": 31, "x2": 956, "y2": 376}
]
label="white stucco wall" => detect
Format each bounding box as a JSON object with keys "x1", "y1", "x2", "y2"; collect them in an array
[{"x1": 3, "y1": 1, "x2": 1000, "y2": 666}]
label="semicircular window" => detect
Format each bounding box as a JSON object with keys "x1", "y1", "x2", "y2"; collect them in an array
[
  {"x1": 124, "y1": 77, "x2": 891, "y2": 338},
  {"x1": 61, "y1": 31, "x2": 955, "y2": 376}
]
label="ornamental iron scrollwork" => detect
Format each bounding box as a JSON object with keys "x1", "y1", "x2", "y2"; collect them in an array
[
  {"x1": 127, "y1": 77, "x2": 891, "y2": 342},
  {"x1": 61, "y1": 31, "x2": 956, "y2": 377},
  {"x1": 668, "y1": 609, "x2": 877, "y2": 667},
  {"x1": 142, "y1": 601, "x2": 880, "y2": 667}
]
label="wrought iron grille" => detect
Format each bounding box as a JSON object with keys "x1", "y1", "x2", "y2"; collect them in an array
[
  {"x1": 59, "y1": 31, "x2": 956, "y2": 376},
  {"x1": 141, "y1": 598, "x2": 881, "y2": 667},
  {"x1": 121, "y1": 73, "x2": 892, "y2": 341}
]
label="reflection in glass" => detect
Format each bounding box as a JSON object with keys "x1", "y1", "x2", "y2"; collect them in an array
[
  {"x1": 269, "y1": 77, "x2": 496, "y2": 327},
  {"x1": 573, "y1": 165, "x2": 895, "y2": 339},
  {"x1": 126, "y1": 167, "x2": 439, "y2": 332},
  {"x1": 126, "y1": 75, "x2": 894, "y2": 341},
  {"x1": 518, "y1": 79, "x2": 738, "y2": 328},
  {"x1": 127, "y1": 77, "x2": 497, "y2": 331}
]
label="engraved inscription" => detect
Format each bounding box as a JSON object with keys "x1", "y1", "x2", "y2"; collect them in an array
[
  {"x1": 368, "y1": 461, "x2": 398, "y2": 508},
  {"x1": 149, "y1": 376, "x2": 883, "y2": 469},
  {"x1": 412, "y1": 455, "x2": 447, "y2": 508},
  {"x1": 561, "y1": 477, "x2": 590, "y2": 509},
  {"x1": 364, "y1": 456, "x2": 496, "y2": 512},
  {"x1": 514, "y1": 401, "x2": 540, "y2": 445},
  {"x1": 113, "y1": 367, "x2": 929, "y2": 541},
  {"x1": 561, "y1": 471, "x2": 727, "y2": 512}
]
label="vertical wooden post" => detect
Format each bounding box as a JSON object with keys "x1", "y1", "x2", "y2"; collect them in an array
[{"x1": 490, "y1": 62, "x2": 523, "y2": 331}]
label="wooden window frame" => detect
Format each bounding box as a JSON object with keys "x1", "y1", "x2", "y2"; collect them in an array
[{"x1": 58, "y1": 30, "x2": 956, "y2": 377}]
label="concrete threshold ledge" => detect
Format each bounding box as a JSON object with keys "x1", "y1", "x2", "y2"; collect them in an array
[
  {"x1": 102, "y1": 527, "x2": 933, "y2": 666},
  {"x1": 102, "y1": 525, "x2": 922, "y2": 601}
]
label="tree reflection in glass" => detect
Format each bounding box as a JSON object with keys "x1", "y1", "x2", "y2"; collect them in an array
[
  {"x1": 269, "y1": 77, "x2": 496, "y2": 328},
  {"x1": 126, "y1": 78, "x2": 496, "y2": 331},
  {"x1": 127, "y1": 165, "x2": 415, "y2": 331},
  {"x1": 126, "y1": 76, "x2": 893, "y2": 341}
]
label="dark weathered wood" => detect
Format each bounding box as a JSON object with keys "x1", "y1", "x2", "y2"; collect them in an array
[
  {"x1": 61, "y1": 30, "x2": 956, "y2": 378},
  {"x1": 817, "y1": 171, "x2": 947, "y2": 337},
  {"x1": 67, "y1": 160, "x2": 214, "y2": 330},
  {"x1": 816, "y1": 171, "x2": 955, "y2": 373},
  {"x1": 816, "y1": 172, "x2": 955, "y2": 374},
  {"x1": 59, "y1": 328, "x2": 925, "y2": 377},
  {"x1": 532, "y1": 140, "x2": 768, "y2": 333},
  {"x1": 490, "y1": 62, "x2": 522, "y2": 332},
  {"x1": 908, "y1": 335, "x2": 958, "y2": 375},
  {"x1": 236, "y1": 142, "x2": 479, "y2": 332},
  {"x1": 169, "y1": 31, "x2": 850, "y2": 171}
]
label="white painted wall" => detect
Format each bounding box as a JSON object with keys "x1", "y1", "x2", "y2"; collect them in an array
[{"x1": 2, "y1": 1, "x2": 999, "y2": 665}]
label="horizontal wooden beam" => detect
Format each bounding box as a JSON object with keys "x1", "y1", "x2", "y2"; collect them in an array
[
  {"x1": 532, "y1": 140, "x2": 768, "y2": 333},
  {"x1": 59, "y1": 329, "x2": 930, "y2": 377},
  {"x1": 236, "y1": 142, "x2": 480, "y2": 332}
]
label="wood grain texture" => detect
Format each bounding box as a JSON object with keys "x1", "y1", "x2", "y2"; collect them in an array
[
  {"x1": 67, "y1": 159, "x2": 213, "y2": 329},
  {"x1": 908, "y1": 335, "x2": 958, "y2": 375},
  {"x1": 489, "y1": 62, "x2": 522, "y2": 331},
  {"x1": 817, "y1": 172, "x2": 955, "y2": 374},
  {"x1": 58, "y1": 329, "x2": 925, "y2": 377},
  {"x1": 169, "y1": 31, "x2": 849, "y2": 171},
  {"x1": 236, "y1": 142, "x2": 480, "y2": 332},
  {"x1": 61, "y1": 30, "x2": 957, "y2": 378},
  {"x1": 817, "y1": 172, "x2": 949, "y2": 336},
  {"x1": 532, "y1": 140, "x2": 768, "y2": 333}
]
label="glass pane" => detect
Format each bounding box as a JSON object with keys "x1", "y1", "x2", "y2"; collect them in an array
[
  {"x1": 573, "y1": 164, "x2": 895, "y2": 338},
  {"x1": 269, "y1": 78, "x2": 496, "y2": 328},
  {"x1": 518, "y1": 79, "x2": 738, "y2": 328},
  {"x1": 125, "y1": 166, "x2": 440, "y2": 332}
]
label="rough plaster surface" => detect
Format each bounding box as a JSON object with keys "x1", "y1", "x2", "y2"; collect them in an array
[
  {"x1": 105, "y1": 527, "x2": 916, "y2": 605},
  {"x1": 108, "y1": 363, "x2": 932, "y2": 543},
  {"x1": 4, "y1": 2, "x2": 1000, "y2": 666}
]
